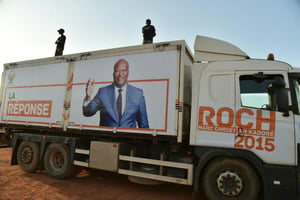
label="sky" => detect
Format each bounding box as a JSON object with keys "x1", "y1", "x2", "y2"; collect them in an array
[{"x1": 0, "y1": 0, "x2": 300, "y2": 69}]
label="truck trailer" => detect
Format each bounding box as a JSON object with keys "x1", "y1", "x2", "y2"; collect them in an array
[{"x1": 1, "y1": 35, "x2": 300, "y2": 200}]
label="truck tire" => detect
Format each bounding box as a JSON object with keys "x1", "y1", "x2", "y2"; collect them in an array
[
  {"x1": 17, "y1": 141, "x2": 40, "y2": 173},
  {"x1": 201, "y1": 157, "x2": 260, "y2": 200},
  {"x1": 44, "y1": 143, "x2": 75, "y2": 179}
]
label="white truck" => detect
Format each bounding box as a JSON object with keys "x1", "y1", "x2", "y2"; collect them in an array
[{"x1": 1, "y1": 35, "x2": 299, "y2": 200}]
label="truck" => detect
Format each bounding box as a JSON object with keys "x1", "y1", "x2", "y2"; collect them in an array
[{"x1": 1, "y1": 35, "x2": 299, "y2": 200}]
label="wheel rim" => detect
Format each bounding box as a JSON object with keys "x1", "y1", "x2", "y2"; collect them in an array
[
  {"x1": 21, "y1": 146, "x2": 34, "y2": 164},
  {"x1": 216, "y1": 170, "x2": 243, "y2": 197},
  {"x1": 51, "y1": 151, "x2": 65, "y2": 169}
]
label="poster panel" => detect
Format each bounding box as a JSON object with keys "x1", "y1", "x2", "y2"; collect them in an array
[
  {"x1": 1, "y1": 63, "x2": 68, "y2": 126},
  {"x1": 69, "y1": 50, "x2": 178, "y2": 136}
]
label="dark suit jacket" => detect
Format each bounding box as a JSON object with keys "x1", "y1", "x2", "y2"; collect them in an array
[{"x1": 83, "y1": 84, "x2": 149, "y2": 128}]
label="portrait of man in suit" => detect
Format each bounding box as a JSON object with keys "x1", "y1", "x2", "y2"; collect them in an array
[{"x1": 82, "y1": 59, "x2": 149, "y2": 128}]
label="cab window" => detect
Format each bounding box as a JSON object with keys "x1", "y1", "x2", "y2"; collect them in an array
[
  {"x1": 240, "y1": 74, "x2": 284, "y2": 111},
  {"x1": 290, "y1": 77, "x2": 300, "y2": 114}
]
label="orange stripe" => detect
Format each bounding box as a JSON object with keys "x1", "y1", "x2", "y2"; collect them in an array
[
  {"x1": 72, "y1": 78, "x2": 169, "y2": 86},
  {"x1": 0, "y1": 120, "x2": 60, "y2": 126},
  {"x1": 6, "y1": 84, "x2": 66, "y2": 89},
  {"x1": 70, "y1": 124, "x2": 168, "y2": 132}
]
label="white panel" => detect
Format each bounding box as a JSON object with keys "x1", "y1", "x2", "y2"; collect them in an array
[
  {"x1": 69, "y1": 50, "x2": 179, "y2": 136},
  {"x1": 1, "y1": 63, "x2": 68, "y2": 126}
]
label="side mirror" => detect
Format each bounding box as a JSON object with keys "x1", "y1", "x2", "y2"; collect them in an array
[
  {"x1": 274, "y1": 77, "x2": 289, "y2": 116},
  {"x1": 276, "y1": 88, "x2": 289, "y2": 116}
]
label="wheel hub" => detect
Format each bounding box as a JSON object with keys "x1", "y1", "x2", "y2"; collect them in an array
[
  {"x1": 21, "y1": 147, "x2": 34, "y2": 164},
  {"x1": 216, "y1": 170, "x2": 243, "y2": 197},
  {"x1": 52, "y1": 152, "x2": 64, "y2": 169}
]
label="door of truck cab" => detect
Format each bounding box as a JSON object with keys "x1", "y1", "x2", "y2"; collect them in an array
[
  {"x1": 235, "y1": 70, "x2": 296, "y2": 165},
  {"x1": 288, "y1": 73, "x2": 300, "y2": 158}
]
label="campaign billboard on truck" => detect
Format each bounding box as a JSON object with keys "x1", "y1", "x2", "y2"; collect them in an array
[
  {"x1": 68, "y1": 50, "x2": 179, "y2": 136},
  {"x1": 0, "y1": 44, "x2": 191, "y2": 137},
  {"x1": 1, "y1": 62, "x2": 68, "y2": 127}
]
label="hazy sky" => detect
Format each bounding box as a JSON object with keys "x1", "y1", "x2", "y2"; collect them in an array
[{"x1": 1, "y1": 0, "x2": 300, "y2": 68}]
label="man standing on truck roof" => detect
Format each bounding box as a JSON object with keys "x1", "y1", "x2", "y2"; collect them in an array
[
  {"x1": 55, "y1": 28, "x2": 66, "y2": 56},
  {"x1": 142, "y1": 19, "x2": 156, "y2": 44},
  {"x1": 82, "y1": 59, "x2": 149, "y2": 128}
]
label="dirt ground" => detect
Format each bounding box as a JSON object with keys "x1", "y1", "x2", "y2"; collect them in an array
[{"x1": 0, "y1": 147, "x2": 196, "y2": 200}]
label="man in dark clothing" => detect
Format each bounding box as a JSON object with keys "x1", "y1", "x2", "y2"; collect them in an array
[
  {"x1": 142, "y1": 19, "x2": 156, "y2": 44},
  {"x1": 55, "y1": 28, "x2": 66, "y2": 56}
]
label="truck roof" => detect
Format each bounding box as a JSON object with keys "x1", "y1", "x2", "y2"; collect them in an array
[
  {"x1": 201, "y1": 59, "x2": 293, "y2": 73},
  {"x1": 194, "y1": 35, "x2": 249, "y2": 62},
  {"x1": 4, "y1": 40, "x2": 193, "y2": 69}
]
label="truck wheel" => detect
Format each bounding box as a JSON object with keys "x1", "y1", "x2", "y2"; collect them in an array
[
  {"x1": 44, "y1": 143, "x2": 74, "y2": 179},
  {"x1": 17, "y1": 141, "x2": 40, "y2": 173},
  {"x1": 201, "y1": 157, "x2": 260, "y2": 200}
]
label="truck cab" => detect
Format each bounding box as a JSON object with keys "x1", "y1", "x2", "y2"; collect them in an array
[{"x1": 190, "y1": 36, "x2": 300, "y2": 200}]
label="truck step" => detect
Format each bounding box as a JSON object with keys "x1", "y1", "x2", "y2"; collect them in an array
[
  {"x1": 75, "y1": 148, "x2": 90, "y2": 155},
  {"x1": 73, "y1": 148, "x2": 90, "y2": 167},
  {"x1": 74, "y1": 160, "x2": 89, "y2": 167}
]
